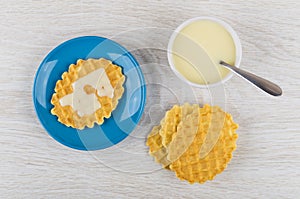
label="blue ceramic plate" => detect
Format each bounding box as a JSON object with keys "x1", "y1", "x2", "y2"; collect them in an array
[{"x1": 33, "y1": 36, "x2": 146, "y2": 150}]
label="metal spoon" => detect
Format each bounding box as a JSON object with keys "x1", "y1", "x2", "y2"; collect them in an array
[{"x1": 220, "y1": 61, "x2": 282, "y2": 96}]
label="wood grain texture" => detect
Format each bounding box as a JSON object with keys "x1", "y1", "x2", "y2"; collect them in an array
[{"x1": 1, "y1": 0, "x2": 300, "y2": 198}]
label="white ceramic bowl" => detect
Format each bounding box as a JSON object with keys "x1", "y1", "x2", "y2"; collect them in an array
[{"x1": 167, "y1": 16, "x2": 242, "y2": 88}]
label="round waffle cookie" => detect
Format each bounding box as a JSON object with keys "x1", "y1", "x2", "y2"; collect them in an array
[
  {"x1": 51, "y1": 58, "x2": 125, "y2": 129},
  {"x1": 146, "y1": 104, "x2": 238, "y2": 184}
]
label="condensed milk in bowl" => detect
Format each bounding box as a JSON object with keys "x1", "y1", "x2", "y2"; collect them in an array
[{"x1": 168, "y1": 16, "x2": 242, "y2": 87}]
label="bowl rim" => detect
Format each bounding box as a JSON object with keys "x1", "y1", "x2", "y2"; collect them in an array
[{"x1": 167, "y1": 16, "x2": 242, "y2": 88}]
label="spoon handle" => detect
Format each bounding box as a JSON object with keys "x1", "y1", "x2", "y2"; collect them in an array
[{"x1": 220, "y1": 61, "x2": 282, "y2": 96}]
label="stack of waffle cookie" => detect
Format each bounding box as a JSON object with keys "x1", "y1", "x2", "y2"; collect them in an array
[{"x1": 146, "y1": 103, "x2": 238, "y2": 184}]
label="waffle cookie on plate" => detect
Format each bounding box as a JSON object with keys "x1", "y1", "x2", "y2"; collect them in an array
[
  {"x1": 51, "y1": 58, "x2": 125, "y2": 129},
  {"x1": 146, "y1": 103, "x2": 238, "y2": 184}
]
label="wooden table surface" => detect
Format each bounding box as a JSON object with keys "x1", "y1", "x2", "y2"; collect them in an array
[{"x1": 1, "y1": 0, "x2": 299, "y2": 198}]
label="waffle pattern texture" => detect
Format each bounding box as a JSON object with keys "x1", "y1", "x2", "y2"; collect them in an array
[
  {"x1": 51, "y1": 58, "x2": 125, "y2": 129},
  {"x1": 146, "y1": 103, "x2": 238, "y2": 184}
]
